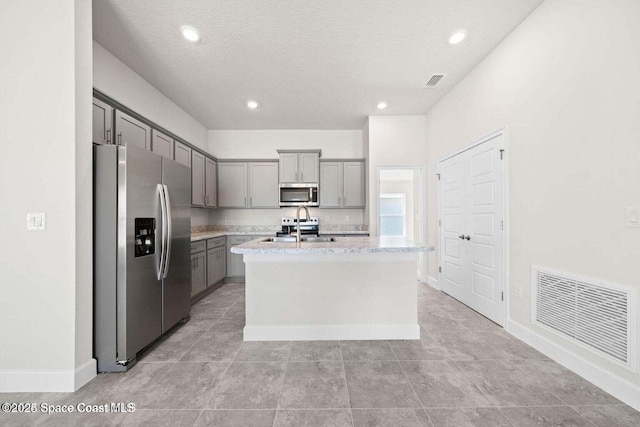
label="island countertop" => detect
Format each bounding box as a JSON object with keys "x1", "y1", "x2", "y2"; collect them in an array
[{"x1": 231, "y1": 236, "x2": 434, "y2": 255}]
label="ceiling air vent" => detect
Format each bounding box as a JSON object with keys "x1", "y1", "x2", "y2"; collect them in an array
[{"x1": 424, "y1": 74, "x2": 446, "y2": 88}]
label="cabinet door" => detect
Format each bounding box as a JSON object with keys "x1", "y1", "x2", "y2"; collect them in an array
[
  {"x1": 174, "y1": 141, "x2": 191, "y2": 168},
  {"x1": 92, "y1": 98, "x2": 113, "y2": 145},
  {"x1": 206, "y1": 248, "x2": 219, "y2": 287},
  {"x1": 217, "y1": 247, "x2": 227, "y2": 282},
  {"x1": 151, "y1": 129, "x2": 173, "y2": 160},
  {"x1": 115, "y1": 110, "x2": 150, "y2": 149},
  {"x1": 226, "y1": 236, "x2": 253, "y2": 278},
  {"x1": 299, "y1": 153, "x2": 319, "y2": 183},
  {"x1": 279, "y1": 153, "x2": 299, "y2": 183},
  {"x1": 191, "y1": 252, "x2": 206, "y2": 297},
  {"x1": 218, "y1": 162, "x2": 248, "y2": 207},
  {"x1": 319, "y1": 162, "x2": 342, "y2": 208},
  {"x1": 191, "y1": 151, "x2": 205, "y2": 206},
  {"x1": 205, "y1": 158, "x2": 217, "y2": 207},
  {"x1": 343, "y1": 162, "x2": 365, "y2": 208},
  {"x1": 248, "y1": 162, "x2": 279, "y2": 208}
]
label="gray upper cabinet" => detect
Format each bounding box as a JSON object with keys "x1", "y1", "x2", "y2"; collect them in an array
[
  {"x1": 218, "y1": 161, "x2": 278, "y2": 208},
  {"x1": 248, "y1": 162, "x2": 279, "y2": 208},
  {"x1": 192, "y1": 151, "x2": 205, "y2": 206},
  {"x1": 343, "y1": 161, "x2": 365, "y2": 207},
  {"x1": 115, "y1": 110, "x2": 150, "y2": 150},
  {"x1": 319, "y1": 162, "x2": 341, "y2": 208},
  {"x1": 278, "y1": 151, "x2": 320, "y2": 183},
  {"x1": 218, "y1": 162, "x2": 248, "y2": 207},
  {"x1": 320, "y1": 160, "x2": 365, "y2": 208},
  {"x1": 174, "y1": 141, "x2": 191, "y2": 168},
  {"x1": 151, "y1": 129, "x2": 173, "y2": 160},
  {"x1": 205, "y1": 157, "x2": 217, "y2": 208},
  {"x1": 92, "y1": 98, "x2": 113, "y2": 145}
]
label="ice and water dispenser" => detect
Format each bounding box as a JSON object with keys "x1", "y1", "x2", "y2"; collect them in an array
[{"x1": 134, "y1": 218, "x2": 156, "y2": 257}]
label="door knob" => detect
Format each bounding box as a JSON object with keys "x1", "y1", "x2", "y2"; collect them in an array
[
  {"x1": 465, "y1": 235, "x2": 471, "y2": 240},
  {"x1": 458, "y1": 235, "x2": 465, "y2": 239}
]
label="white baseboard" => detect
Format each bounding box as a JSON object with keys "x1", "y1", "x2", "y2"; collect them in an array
[
  {"x1": 244, "y1": 324, "x2": 420, "y2": 341},
  {"x1": 426, "y1": 275, "x2": 439, "y2": 289},
  {"x1": 507, "y1": 320, "x2": 640, "y2": 411},
  {"x1": 0, "y1": 358, "x2": 96, "y2": 393}
]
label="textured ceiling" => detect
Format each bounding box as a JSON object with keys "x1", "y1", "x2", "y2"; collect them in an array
[{"x1": 93, "y1": 0, "x2": 542, "y2": 130}]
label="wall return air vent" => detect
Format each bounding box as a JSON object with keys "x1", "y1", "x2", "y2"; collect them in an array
[
  {"x1": 424, "y1": 74, "x2": 446, "y2": 88},
  {"x1": 532, "y1": 266, "x2": 637, "y2": 371}
]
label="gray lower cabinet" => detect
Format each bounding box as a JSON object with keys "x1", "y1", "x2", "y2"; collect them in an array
[
  {"x1": 226, "y1": 235, "x2": 269, "y2": 279},
  {"x1": 191, "y1": 245, "x2": 206, "y2": 298},
  {"x1": 207, "y1": 237, "x2": 226, "y2": 286},
  {"x1": 115, "y1": 109, "x2": 150, "y2": 150},
  {"x1": 92, "y1": 97, "x2": 113, "y2": 145}
]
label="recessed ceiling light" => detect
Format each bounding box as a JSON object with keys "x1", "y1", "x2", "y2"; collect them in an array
[
  {"x1": 180, "y1": 25, "x2": 200, "y2": 42},
  {"x1": 448, "y1": 29, "x2": 467, "y2": 45},
  {"x1": 377, "y1": 102, "x2": 387, "y2": 110},
  {"x1": 247, "y1": 100, "x2": 259, "y2": 109}
]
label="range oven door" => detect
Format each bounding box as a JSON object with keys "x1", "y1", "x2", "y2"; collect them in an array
[{"x1": 279, "y1": 184, "x2": 319, "y2": 207}]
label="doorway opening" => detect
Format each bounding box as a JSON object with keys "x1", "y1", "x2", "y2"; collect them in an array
[{"x1": 377, "y1": 166, "x2": 427, "y2": 282}]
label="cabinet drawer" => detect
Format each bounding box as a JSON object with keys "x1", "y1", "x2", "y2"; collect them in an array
[
  {"x1": 228, "y1": 235, "x2": 254, "y2": 245},
  {"x1": 207, "y1": 236, "x2": 226, "y2": 249},
  {"x1": 191, "y1": 241, "x2": 206, "y2": 253}
]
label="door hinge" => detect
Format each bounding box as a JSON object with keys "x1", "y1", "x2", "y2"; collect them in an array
[
  {"x1": 501, "y1": 292, "x2": 504, "y2": 301},
  {"x1": 499, "y1": 149, "x2": 505, "y2": 160},
  {"x1": 436, "y1": 173, "x2": 441, "y2": 180},
  {"x1": 500, "y1": 220, "x2": 504, "y2": 230},
  {"x1": 438, "y1": 219, "x2": 441, "y2": 227},
  {"x1": 438, "y1": 266, "x2": 442, "y2": 273}
]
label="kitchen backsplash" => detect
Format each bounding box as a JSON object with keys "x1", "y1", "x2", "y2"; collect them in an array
[{"x1": 191, "y1": 224, "x2": 368, "y2": 234}]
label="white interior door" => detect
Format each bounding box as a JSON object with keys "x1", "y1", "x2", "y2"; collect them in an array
[{"x1": 438, "y1": 133, "x2": 504, "y2": 325}]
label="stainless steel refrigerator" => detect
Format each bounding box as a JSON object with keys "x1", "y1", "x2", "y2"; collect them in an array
[{"x1": 94, "y1": 145, "x2": 191, "y2": 372}]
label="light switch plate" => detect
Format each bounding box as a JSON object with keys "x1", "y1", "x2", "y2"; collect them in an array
[
  {"x1": 27, "y1": 213, "x2": 46, "y2": 231},
  {"x1": 625, "y1": 207, "x2": 640, "y2": 228}
]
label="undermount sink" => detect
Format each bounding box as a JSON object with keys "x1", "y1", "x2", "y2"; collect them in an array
[{"x1": 259, "y1": 236, "x2": 336, "y2": 243}]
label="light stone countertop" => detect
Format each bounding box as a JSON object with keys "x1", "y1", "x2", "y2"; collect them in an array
[{"x1": 230, "y1": 236, "x2": 434, "y2": 255}]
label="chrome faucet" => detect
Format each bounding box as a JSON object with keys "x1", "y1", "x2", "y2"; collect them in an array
[{"x1": 296, "y1": 206, "x2": 311, "y2": 247}]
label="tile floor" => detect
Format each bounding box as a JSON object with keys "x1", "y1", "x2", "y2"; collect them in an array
[{"x1": 2, "y1": 282, "x2": 639, "y2": 426}]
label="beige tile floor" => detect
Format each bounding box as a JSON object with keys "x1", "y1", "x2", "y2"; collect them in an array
[{"x1": 2, "y1": 282, "x2": 639, "y2": 426}]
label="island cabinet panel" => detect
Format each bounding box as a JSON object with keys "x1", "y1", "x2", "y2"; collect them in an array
[
  {"x1": 191, "y1": 151, "x2": 205, "y2": 206},
  {"x1": 151, "y1": 129, "x2": 173, "y2": 160},
  {"x1": 174, "y1": 141, "x2": 191, "y2": 168},
  {"x1": 205, "y1": 157, "x2": 217, "y2": 207},
  {"x1": 343, "y1": 161, "x2": 365, "y2": 207},
  {"x1": 115, "y1": 110, "x2": 150, "y2": 150},
  {"x1": 218, "y1": 162, "x2": 249, "y2": 207},
  {"x1": 319, "y1": 160, "x2": 365, "y2": 208},
  {"x1": 191, "y1": 251, "x2": 206, "y2": 298},
  {"x1": 248, "y1": 162, "x2": 279, "y2": 208},
  {"x1": 92, "y1": 97, "x2": 113, "y2": 145}
]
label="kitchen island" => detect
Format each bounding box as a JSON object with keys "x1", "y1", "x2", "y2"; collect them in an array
[{"x1": 231, "y1": 237, "x2": 433, "y2": 341}]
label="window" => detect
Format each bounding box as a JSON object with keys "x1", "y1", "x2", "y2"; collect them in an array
[{"x1": 380, "y1": 193, "x2": 406, "y2": 237}]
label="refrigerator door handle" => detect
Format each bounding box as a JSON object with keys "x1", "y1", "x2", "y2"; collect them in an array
[
  {"x1": 162, "y1": 184, "x2": 172, "y2": 279},
  {"x1": 158, "y1": 184, "x2": 168, "y2": 280}
]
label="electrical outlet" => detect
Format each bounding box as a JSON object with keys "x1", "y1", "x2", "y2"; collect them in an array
[
  {"x1": 345, "y1": 215, "x2": 350, "y2": 222},
  {"x1": 27, "y1": 213, "x2": 46, "y2": 231},
  {"x1": 325, "y1": 215, "x2": 331, "y2": 222},
  {"x1": 514, "y1": 282, "x2": 523, "y2": 298},
  {"x1": 625, "y1": 207, "x2": 640, "y2": 228}
]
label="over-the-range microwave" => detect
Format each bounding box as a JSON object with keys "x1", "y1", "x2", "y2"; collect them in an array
[{"x1": 279, "y1": 183, "x2": 319, "y2": 207}]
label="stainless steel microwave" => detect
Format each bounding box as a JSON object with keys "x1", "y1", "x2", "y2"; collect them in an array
[{"x1": 279, "y1": 183, "x2": 319, "y2": 207}]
